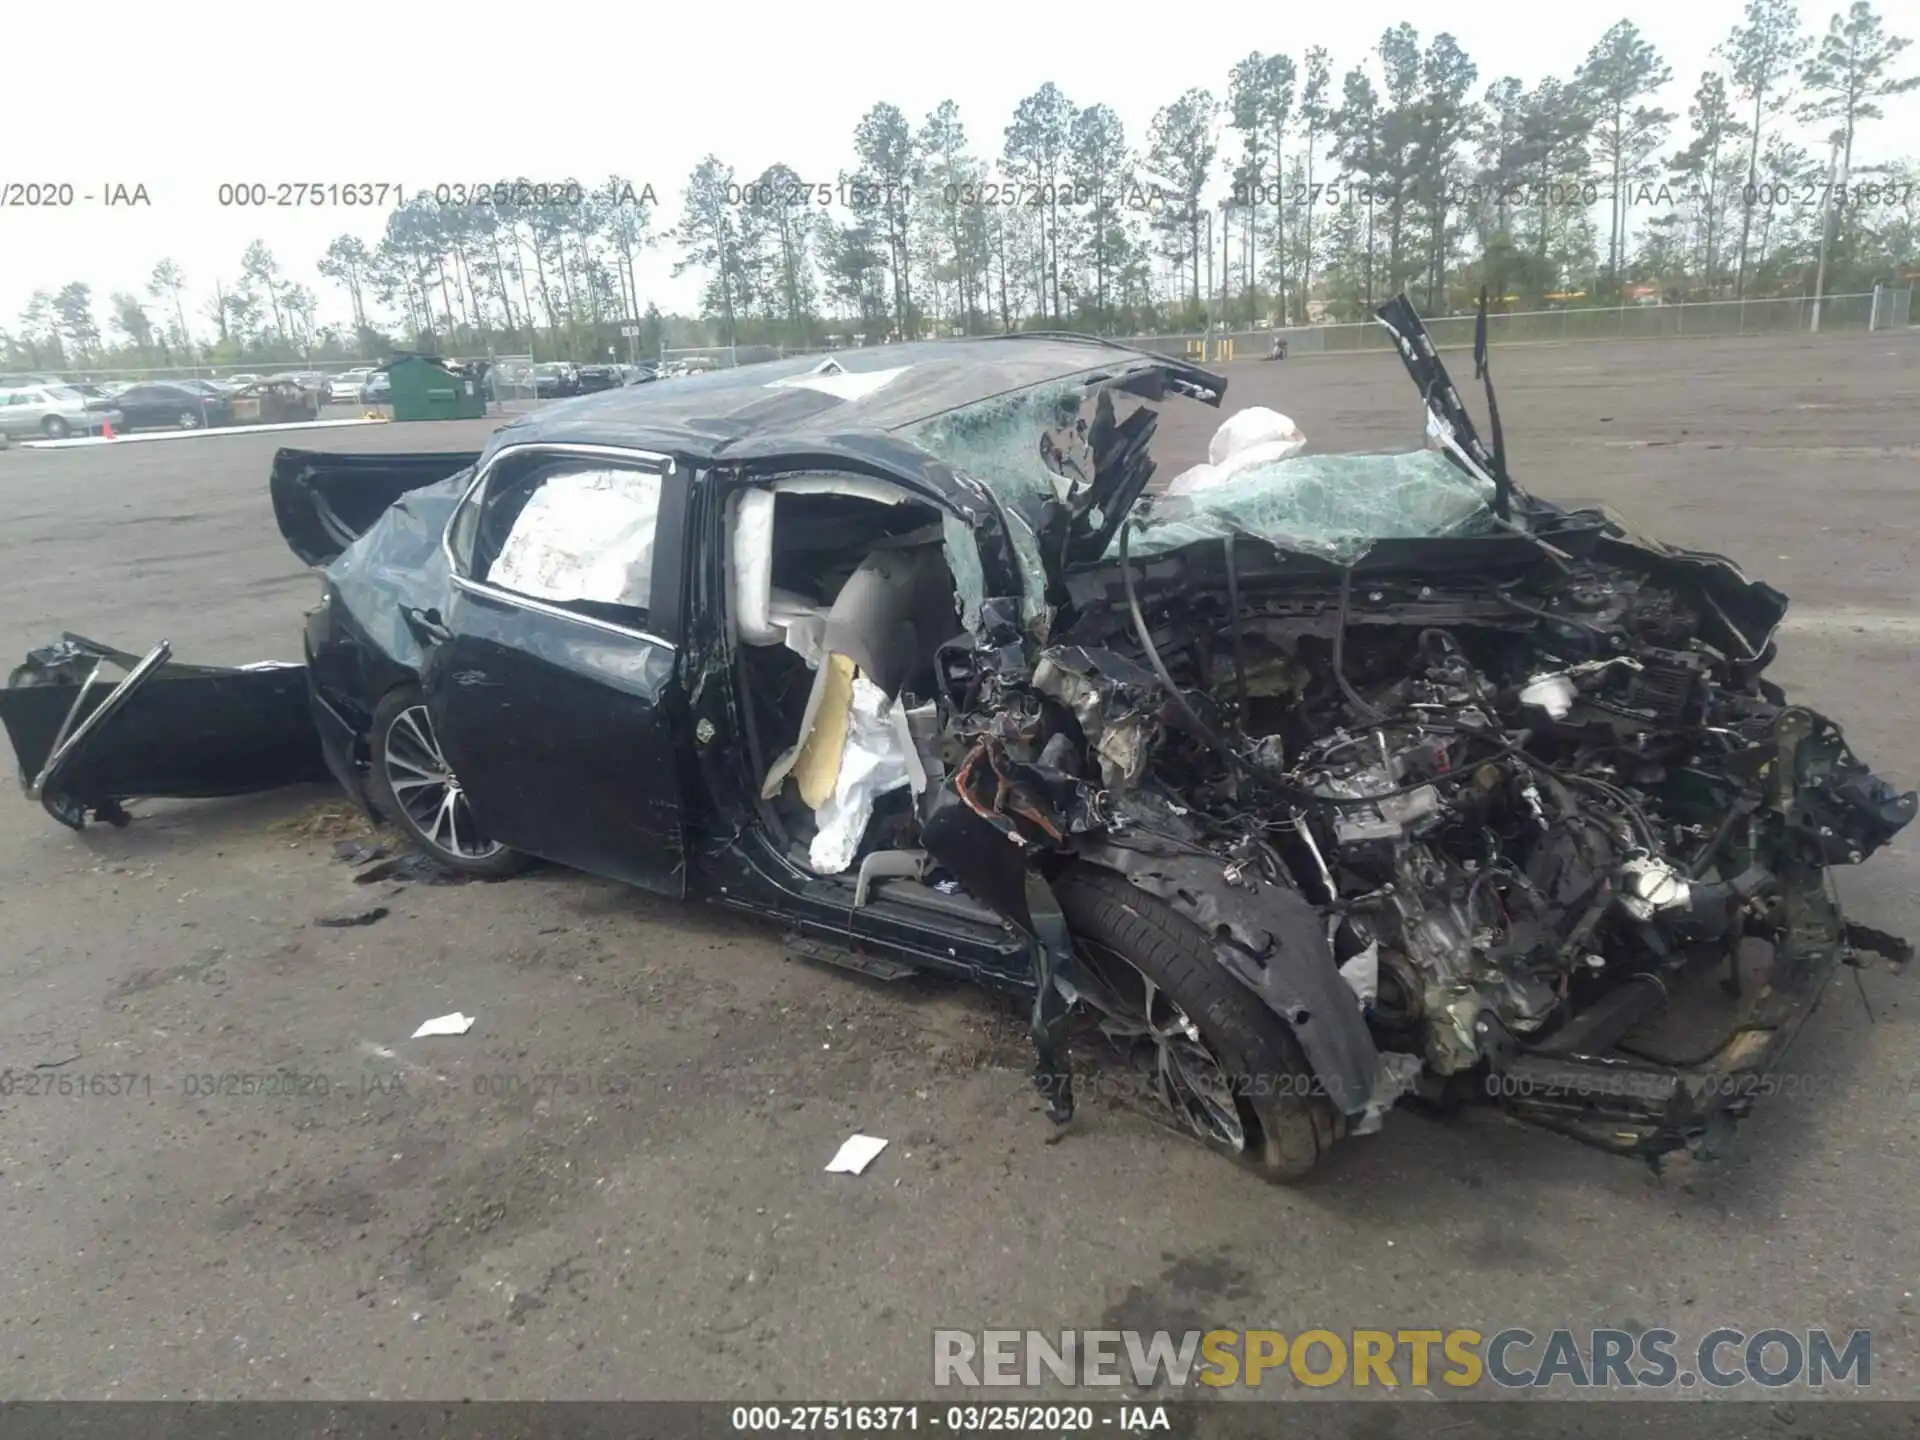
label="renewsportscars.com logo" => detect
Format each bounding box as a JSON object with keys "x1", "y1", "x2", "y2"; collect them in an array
[{"x1": 932, "y1": 1327, "x2": 1872, "y2": 1392}]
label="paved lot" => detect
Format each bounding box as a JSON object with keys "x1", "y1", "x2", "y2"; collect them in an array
[{"x1": 0, "y1": 333, "x2": 1915, "y2": 1403}]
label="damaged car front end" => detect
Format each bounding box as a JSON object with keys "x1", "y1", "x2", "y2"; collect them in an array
[{"x1": 898, "y1": 299, "x2": 1913, "y2": 1175}]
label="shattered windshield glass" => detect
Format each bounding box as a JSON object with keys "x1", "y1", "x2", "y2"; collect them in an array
[
  {"x1": 906, "y1": 381, "x2": 1088, "y2": 628},
  {"x1": 906, "y1": 377, "x2": 1504, "y2": 577},
  {"x1": 1122, "y1": 450, "x2": 1501, "y2": 565},
  {"x1": 906, "y1": 381, "x2": 1084, "y2": 518}
]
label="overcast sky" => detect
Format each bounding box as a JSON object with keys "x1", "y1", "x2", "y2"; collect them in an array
[{"x1": 5, "y1": 0, "x2": 1915, "y2": 337}]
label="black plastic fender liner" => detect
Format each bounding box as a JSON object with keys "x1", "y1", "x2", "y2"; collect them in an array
[
  {"x1": 920, "y1": 796, "x2": 1076, "y2": 1123},
  {"x1": 1072, "y1": 838, "x2": 1382, "y2": 1118}
]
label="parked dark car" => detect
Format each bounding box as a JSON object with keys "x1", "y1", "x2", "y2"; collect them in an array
[
  {"x1": 574, "y1": 364, "x2": 622, "y2": 394},
  {"x1": 3, "y1": 300, "x2": 1911, "y2": 1183},
  {"x1": 359, "y1": 372, "x2": 392, "y2": 405},
  {"x1": 111, "y1": 381, "x2": 234, "y2": 430},
  {"x1": 532, "y1": 362, "x2": 579, "y2": 398}
]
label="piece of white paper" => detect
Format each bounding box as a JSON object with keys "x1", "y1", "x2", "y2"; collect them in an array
[
  {"x1": 824, "y1": 1134, "x2": 889, "y2": 1175},
  {"x1": 410, "y1": 1012, "x2": 475, "y2": 1039}
]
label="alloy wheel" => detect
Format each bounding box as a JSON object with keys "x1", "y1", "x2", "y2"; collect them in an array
[
  {"x1": 381, "y1": 704, "x2": 504, "y2": 861},
  {"x1": 1075, "y1": 941, "x2": 1249, "y2": 1151}
]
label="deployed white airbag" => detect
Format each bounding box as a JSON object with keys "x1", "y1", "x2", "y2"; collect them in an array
[
  {"x1": 730, "y1": 488, "x2": 781, "y2": 644},
  {"x1": 809, "y1": 676, "x2": 915, "y2": 876},
  {"x1": 1168, "y1": 407, "x2": 1308, "y2": 497},
  {"x1": 491, "y1": 467, "x2": 661, "y2": 609},
  {"x1": 1208, "y1": 406, "x2": 1306, "y2": 467}
]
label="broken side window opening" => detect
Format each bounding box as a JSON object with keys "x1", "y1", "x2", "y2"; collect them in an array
[
  {"x1": 488, "y1": 467, "x2": 663, "y2": 612},
  {"x1": 727, "y1": 472, "x2": 959, "y2": 877}
]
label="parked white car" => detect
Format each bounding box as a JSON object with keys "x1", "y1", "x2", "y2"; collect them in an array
[
  {"x1": 0, "y1": 385, "x2": 121, "y2": 440},
  {"x1": 332, "y1": 369, "x2": 373, "y2": 402}
]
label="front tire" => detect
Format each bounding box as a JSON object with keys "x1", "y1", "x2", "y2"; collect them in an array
[
  {"x1": 366, "y1": 686, "x2": 531, "y2": 879},
  {"x1": 1054, "y1": 866, "x2": 1337, "y2": 1181}
]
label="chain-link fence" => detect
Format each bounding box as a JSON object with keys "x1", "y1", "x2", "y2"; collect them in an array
[
  {"x1": 14, "y1": 291, "x2": 1907, "y2": 389},
  {"x1": 4, "y1": 359, "x2": 388, "y2": 387},
  {"x1": 1118, "y1": 291, "x2": 1906, "y2": 362},
  {"x1": 1870, "y1": 283, "x2": 1912, "y2": 331},
  {"x1": 480, "y1": 355, "x2": 538, "y2": 406}
]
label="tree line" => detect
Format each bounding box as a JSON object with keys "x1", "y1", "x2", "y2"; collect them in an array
[{"x1": 3, "y1": 0, "x2": 1914, "y2": 372}]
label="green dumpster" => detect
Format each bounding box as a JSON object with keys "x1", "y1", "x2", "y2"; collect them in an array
[{"x1": 384, "y1": 354, "x2": 488, "y2": 421}]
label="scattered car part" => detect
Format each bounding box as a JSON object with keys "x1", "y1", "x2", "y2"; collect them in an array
[{"x1": 0, "y1": 635, "x2": 331, "y2": 830}]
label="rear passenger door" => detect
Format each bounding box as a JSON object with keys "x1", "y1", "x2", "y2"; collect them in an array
[{"x1": 422, "y1": 444, "x2": 693, "y2": 896}]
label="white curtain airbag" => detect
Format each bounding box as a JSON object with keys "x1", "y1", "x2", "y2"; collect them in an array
[
  {"x1": 491, "y1": 468, "x2": 661, "y2": 609},
  {"x1": 731, "y1": 488, "x2": 781, "y2": 644}
]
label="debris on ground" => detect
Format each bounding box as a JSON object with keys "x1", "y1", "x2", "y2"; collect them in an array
[
  {"x1": 332, "y1": 836, "x2": 393, "y2": 866},
  {"x1": 825, "y1": 1134, "x2": 889, "y2": 1175},
  {"x1": 352, "y1": 850, "x2": 469, "y2": 886},
  {"x1": 409, "y1": 1012, "x2": 476, "y2": 1038},
  {"x1": 277, "y1": 800, "x2": 373, "y2": 843},
  {"x1": 314, "y1": 907, "x2": 390, "y2": 929}
]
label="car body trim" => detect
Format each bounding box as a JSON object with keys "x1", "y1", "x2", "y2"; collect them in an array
[{"x1": 445, "y1": 574, "x2": 677, "y2": 651}]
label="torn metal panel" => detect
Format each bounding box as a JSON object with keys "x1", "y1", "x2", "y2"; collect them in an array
[
  {"x1": 1030, "y1": 646, "x2": 1163, "y2": 792},
  {"x1": 0, "y1": 634, "x2": 330, "y2": 828}
]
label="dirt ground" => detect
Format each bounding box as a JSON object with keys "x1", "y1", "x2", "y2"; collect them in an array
[{"x1": 0, "y1": 332, "x2": 1915, "y2": 1403}]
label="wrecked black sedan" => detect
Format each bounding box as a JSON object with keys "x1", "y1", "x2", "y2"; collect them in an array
[{"x1": 6, "y1": 299, "x2": 1911, "y2": 1181}]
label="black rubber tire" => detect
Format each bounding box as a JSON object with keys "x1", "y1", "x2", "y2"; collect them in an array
[
  {"x1": 1053, "y1": 866, "x2": 1337, "y2": 1181},
  {"x1": 42, "y1": 415, "x2": 70, "y2": 438},
  {"x1": 365, "y1": 685, "x2": 532, "y2": 879},
  {"x1": 178, "y1": 410, "x2": 201, "y2": 429}
]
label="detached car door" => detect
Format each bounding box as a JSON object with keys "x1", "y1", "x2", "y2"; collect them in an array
[{"x1": 425, "y1": 443, "x2": 691, "y2": 896}]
